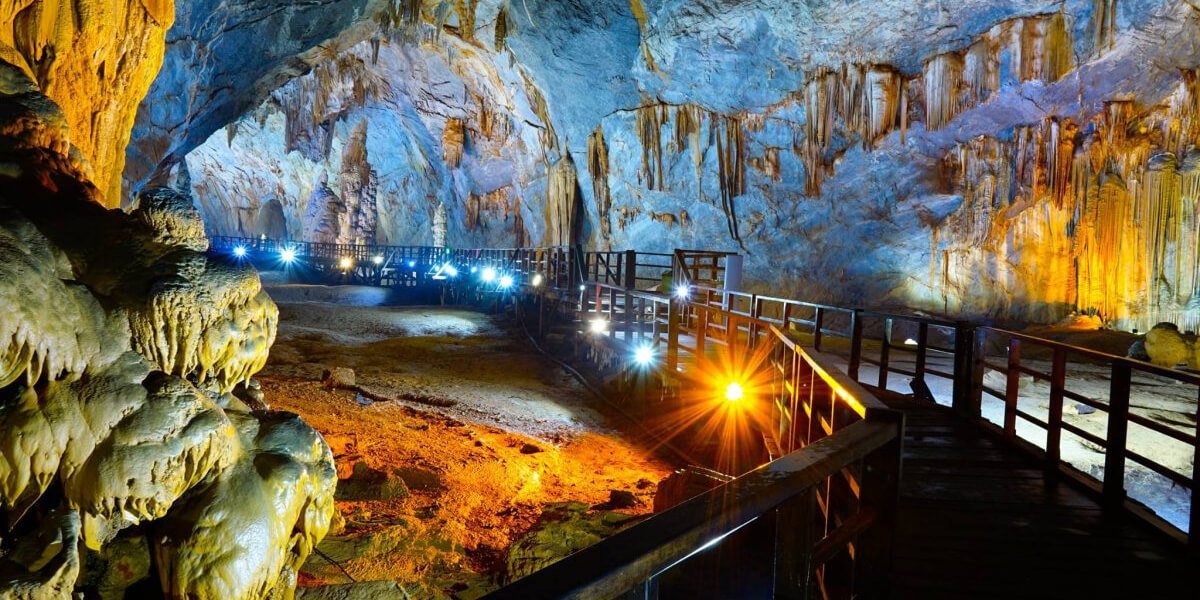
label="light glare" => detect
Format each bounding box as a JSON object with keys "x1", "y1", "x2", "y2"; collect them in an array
[
  {"x1": 372, "y1": 255, "x2": 384, "y2": 265},
  {"x1": 724, "y1": 381, "x2": 744, "y2": 402},
  {"x1": 589, "y1": 319, "x2": 609, "y2": 335},
  {"x1": 444, "y1": 264, "x2": 458, "y2": 277},
  {"x1": 532, "y1": 274, "x2": 544, "y2": 287},
  {"x1": 280, "y1": 248, "x2": 297, "y2": 263},
  {"x1": 481, "y1": 267, "x2": 497, "y2": 283},
  {"x1": 634, "y1": 345, "x2": 654, "y2": 366},
  {"x1": 233, "y1": 245, "x2": 247, "y2": 258},
  {"x1": 339, "y1": 257, "x2": 353, "y2": 270},
  {"x1": 499, "y1": 274, "x2": 514, "y2": 289},
  {"x1": 674, "y1": 285, "x2": 690, "y2": 299}
]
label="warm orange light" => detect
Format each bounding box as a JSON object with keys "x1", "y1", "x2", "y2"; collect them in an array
[{"x1": 724, "y1": 381, "x2": 744, "y2": 402}]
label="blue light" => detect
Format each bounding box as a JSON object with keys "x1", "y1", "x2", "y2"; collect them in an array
[
  {"x1": 280, "y1": 248, "x2": 297, "y2": 264},
  {"x1": 408, "y1": 260, "x2": 416, "y2": 268},
  {"x1": 233, "y1": 245, "x2": 247, "y2": 258},
  {"x1": 674, "y1": 284, "x2": 690, "y2": 300},
  {"x1": 481, "y1": 267, "x2": 497, "y2": 283},
  {"x1": 498, "y1": 274, "x2": 514, "y2": 289},
  {"x1": 634, "y1": 345, "x2": 655, "y2": 366},
  {"x1": 444, "y1": 264, "x2": 458, "y2": 277}
]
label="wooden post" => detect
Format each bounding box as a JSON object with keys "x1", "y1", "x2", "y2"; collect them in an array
[
  {"x1": 848, "y1": 310, "x2": 863, "y2": 381},
  {"x1": 813, "y1": 307, "x2": 825, "y2": 351},
  {"x1": 951, "y1": 322, "x2": 983, "y2": 417},
  {"x1": 914, "y1": 322, "x2": 929, "y2": 384},
  {"x1": 1046, "y1": 347, "x2": 1067, "y2": 470},
  {"x1": 1004, "y1": 338, "x2": 1022, "y2": 439},
  {"x1": 773, "y1": 487, "x2": 816, "y2": 599},
  {"x1": 854, "y1": 410, "x2": 904, "y2": 598},
  {"x1": 667, "y1": 300, "x2": 681, "y2": 374},
  {"x1": 1103, "y1": 361, "x2": 1131, "y2": 510},
  {"x1": 877, "y1": 318, "x2": 892, "y2": 390}
]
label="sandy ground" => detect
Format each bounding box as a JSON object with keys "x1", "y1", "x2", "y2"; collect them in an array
[{"x1": 257, "y1": 287, "x2": 672, "y2": 598}]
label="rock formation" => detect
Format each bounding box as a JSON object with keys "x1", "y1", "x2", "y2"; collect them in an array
[{"x1": 0, "y1": 61, "x2": 334, "y2": 599}]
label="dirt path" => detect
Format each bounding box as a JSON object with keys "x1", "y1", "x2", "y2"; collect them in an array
[{"x1": 258, "y1": 290, "x2": 672, "y2": 598}]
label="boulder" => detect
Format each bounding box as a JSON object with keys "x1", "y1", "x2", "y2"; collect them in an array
[
  {"x1": 335, "y1": 462, "x2": 409, "y2": 501},
  {"x1": 322, "y1": 367, "x2": 356, "y2": 390},
  {"x1": 1145, "y1": 323, "x2": 1190, "y2": 368}
]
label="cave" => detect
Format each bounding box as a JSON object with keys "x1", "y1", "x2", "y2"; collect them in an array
[{"x1": 1, "y1": 1, "x2": 1199, "y2": 599}]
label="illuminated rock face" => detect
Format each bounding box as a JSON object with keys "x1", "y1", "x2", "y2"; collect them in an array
[
  {"x1": 0, "y1": 0, "x2": 174, "y2": 205},
  {"x1": 0, "y1": 64, "x2": 333, "y2": 599},
  {"x1": 161, "y1": 0, "x2": 1200, "y2": 330}
]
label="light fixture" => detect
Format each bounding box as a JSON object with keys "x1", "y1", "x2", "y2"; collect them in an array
[
  {"x1": 579, "y1": 284, "x2": 587, "y2": 292},
  {"x1": 339, "y1": 257, "x2": 353, "y2": 270},
  {"x1": 233, "y1": 245, "x2": 247, "y2": 258},
  {"x1": 903, "y1": 338, "x2": 918, "y2": 346},
  {"x1": 372, "y1": 255, "x2": 384, "y2": 265},
  {"x1": 532, "y1": 273, "x2": 544, "y2": 287},
  {"x1": 674, "y1": 284, "x2": 690, "y2": 300},
  {"x1": 481, "y1": 267, "x2": 497, "y2": 283},
  {"x1": 444, "y1": 264, "x2": 458, "y2": 277},
  {"x1": 408, "y1": 260, "x2": 416, "y2": 268},
  {"x1": 498, "y1": 274, "x2": 514, "y2": 289},
  {"x1": 589, "y1": 319, "x2": 609, "y2": 335},
  {"x1": 471, "y1": 266, "x2": 478, "y2": 274},
  {"x1": 724, "y1": 381, "x2": 744, "y2": 402},
  {"x1": 280, "y1": 248, "x2": 297, "y2": 264},
  {"x1": 634, "y1": 345, "x2": 655, "y2": 366}
]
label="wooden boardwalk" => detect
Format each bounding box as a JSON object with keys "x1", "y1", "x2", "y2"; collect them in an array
[{"x1": 886, "y1": 394, "x2": 1196, "y2": 599}]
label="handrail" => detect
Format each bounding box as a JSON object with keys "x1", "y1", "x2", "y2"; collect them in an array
[{"x1": 494, "y1": 287, "x2": 903, "y2": 598}]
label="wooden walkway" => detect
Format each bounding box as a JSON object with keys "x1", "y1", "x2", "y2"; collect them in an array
[{"x1": 886, "y1": 394, "x2": 1196, "y2": 599}]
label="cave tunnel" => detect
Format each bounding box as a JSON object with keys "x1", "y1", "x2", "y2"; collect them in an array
[{"x1": 1, "y1": 0, "x2": 1199, "y2": 598}]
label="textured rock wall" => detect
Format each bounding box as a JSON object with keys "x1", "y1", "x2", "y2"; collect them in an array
[
  {"x1": 0, "y1": 0, "x2": 174, "y2": 204},
  {"x1": 184, "y1": 23, "x2": 548, "y2": 249},
  {"x1": 0, "y1": 51, "x2": 334, "y2": 600},
  {"x1": 157, "y1": 0, "x2": 1200, "y2": 330}
]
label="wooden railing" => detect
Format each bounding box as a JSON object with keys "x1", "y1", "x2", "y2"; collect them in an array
[{"x1": 494, "y1": 280, "x2": 903, "y2": 598}]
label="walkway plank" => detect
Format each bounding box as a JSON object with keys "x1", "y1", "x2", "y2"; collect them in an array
[{"x1": 884, "y1": 395, "x2": 1196, "y2": 599}]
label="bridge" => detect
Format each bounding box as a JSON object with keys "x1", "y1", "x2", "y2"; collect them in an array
[{"x1": 211, "y1": 237, "x2": 1199, "y2": 598}]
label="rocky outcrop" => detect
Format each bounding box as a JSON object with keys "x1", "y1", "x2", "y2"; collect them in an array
[
  {"x1": 0, "y1": 0, "x2": 174, "y2": 204},
  {"x1": 0, "y1": 62, "x2": 333, "y2": 599}
]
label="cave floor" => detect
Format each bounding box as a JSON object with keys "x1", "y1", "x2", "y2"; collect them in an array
[{"x1": 257, "y1": 288, "x2": 673, "y2": 598}]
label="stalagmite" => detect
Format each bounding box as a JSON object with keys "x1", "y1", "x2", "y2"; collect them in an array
[{"x1": 545, "y1": 155, "x2": 581, "y2": 247}]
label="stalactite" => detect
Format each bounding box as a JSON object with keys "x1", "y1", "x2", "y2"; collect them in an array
[
  {"x1": 454, "y1": 0, "x2": 479, "y2": 41},
  {"x1": 1021, "y1": 12, "x2": 1073, "y2": 84},
  {"x1": 936, "y1": 94, "x2": 1200, "y2": 330},
  {"x1": 522, "y1": 74, "x2": 558, "y2": 160},
  {"x1": 715, "y1": 116, "x2": 745, "y2": 245},
  {"x1": 636, "y1": 104, "x2": 667, "y2": 191},
  {"x1": 443, "y1": 118, "x2": 466, "y2": 168},
  {"x1": 803, "y1": 69, "x2": 840, "y2": 194},
  {"x1": 587, "y1": 127, "x2": 612, "y2": 239},
  {"x1": 377, "y1": 0, "x2": 423, "y2": 38},
  {"x1": 1166, "y1": 69, "x2": 1200, "y2": 156},
  {"x1": 923, "y1": 53, "x2": 965, "y2": 131},
  {"x1": 1092, "y1": 0, "x2": 1118, "y2": 55},
  {"x1": 494, "y1": 6, "x2": 508, "y2": 51},
  {"x1": 673, "y1": 104, "x2": 705, "y2": 188}
]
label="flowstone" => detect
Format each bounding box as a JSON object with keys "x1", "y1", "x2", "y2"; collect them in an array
[{"x1": 0, "y1": 62, "x2": 334, "y2": 600}]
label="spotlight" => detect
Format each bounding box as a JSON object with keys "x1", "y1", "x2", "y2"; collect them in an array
[
  {"x1": 408, "y1": 260, "x2": 416, "y2": 268},
  {"x1": 499, "y1": 274, "x2": 514, "y2": 289},
  {"x1": 444, "y1": 264, "x2": 458, "y2": 277},
  {"x1": 633, "y1": 345, "x2": 655, "y2": 366},
  {"x1": 724, "y1": 381, "x2": 745, "y2": 402},
  {"x1": 589, "y1": 319, "x2": 609, "y2": 335},
  {"x1": 233, "y1": 245, "x2": 247, "y2": 258},
  {"x1": 280, "y1": 248, "x2": 297, "y2": 264},
  {"x1": 674, "y1": 284, "x2": 690, "y2": 300},
  {"x1": 339, "y1": 257, "x2": 353, "y2": 270},
  {"x1": 481, "y1": 267, "x2": 497, "y2": 283},
  {"x1": 372, "y1": 255, "x2": 384, "y2": 265},
  {"x1": 471, "y1": 266, "x2": 478, "y2": 274},
  {"x1": 532, "y1": 273, "x2": 544, "y2": 287},
  {"x1": 903, "y1": 338, "x2": 918, "y2": 346},
  {"x1": 579, "y1": 284, "x2": 587, "y2": 292}
]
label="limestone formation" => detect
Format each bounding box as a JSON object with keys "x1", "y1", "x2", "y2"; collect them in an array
[
  {"x1": 0, "y1": 61, "x2": 333, "y2": 599},
  {"x1": 1145, "y1": 323, "x2": 1191, "y2": 368}
]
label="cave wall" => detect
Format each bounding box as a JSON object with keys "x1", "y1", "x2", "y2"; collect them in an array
[
  {"x1": 143, "y1": 0, "x2": 1200, "y2": 331},
  {"x1": 184, "y1": 28, "x2": 547, "y2": 249},
  {"x1": 0, "y1": 0, "x2": 174, "y2": 204}
]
